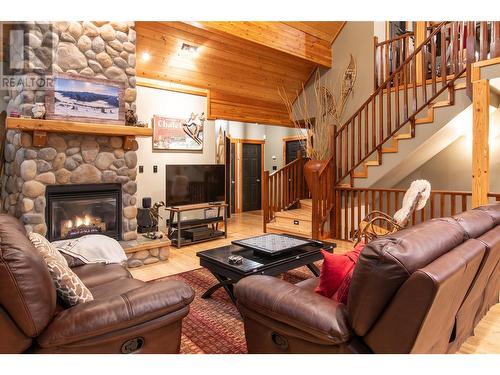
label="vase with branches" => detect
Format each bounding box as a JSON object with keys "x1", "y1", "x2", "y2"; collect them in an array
[{"x1": 279, "y1": 54, "x2": 357, "y2": 189}]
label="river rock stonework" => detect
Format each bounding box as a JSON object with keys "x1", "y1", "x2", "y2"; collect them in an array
[
  {"x1": 1, "y1": 130, "x2": 138, "y2": 240},
  {"x1": 4, "y1": 21, "x2": 136, "y2": 116}
]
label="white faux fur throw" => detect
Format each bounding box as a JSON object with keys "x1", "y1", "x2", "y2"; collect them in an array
[
  {"x1": 393, "y1": 180, "x2": 431, "y2": 227},
  {"x1": 52, "y1": 234, "x2": 127, "y2": 265}
]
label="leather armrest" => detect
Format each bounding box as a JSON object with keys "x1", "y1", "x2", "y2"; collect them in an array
[
  {"x1": 37, "y1": 280, "x2": 194, "y2": 348},
  {"x1": 235, "y1": 275, "x2": 351, "y2": 344}
]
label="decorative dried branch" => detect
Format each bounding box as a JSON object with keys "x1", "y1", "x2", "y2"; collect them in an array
[{"x1": 279, "y1": 55, "x2": 356, "y2": 161}]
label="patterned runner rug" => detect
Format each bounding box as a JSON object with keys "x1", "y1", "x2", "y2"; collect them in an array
[{"x1": 155, "y1": 265, "x2": 315, "y2": 354}]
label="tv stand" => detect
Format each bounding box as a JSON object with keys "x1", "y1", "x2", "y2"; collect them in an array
[{"x1": 165, "y1": 202, "x2": 228, "y2": 248}]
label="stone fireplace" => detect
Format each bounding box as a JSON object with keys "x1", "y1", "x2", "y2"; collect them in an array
[
  {"x1": 1, "y1": 21, "x2": 139, "y2": 241},
  {"x1": 46, "y1": 183, "x2": 122, "y2": 241},
  {"x1": 2, "y1": 131, "x2": 139, "y2": 240}
]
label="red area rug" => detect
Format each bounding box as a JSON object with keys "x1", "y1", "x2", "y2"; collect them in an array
[{"x1": 156, "y1": 266, "x2": 314, "y2": 354}]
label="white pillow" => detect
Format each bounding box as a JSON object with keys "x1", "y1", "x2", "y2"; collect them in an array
[{"x1": 52, "y1": 235, "x2": 127, "y2": 265}]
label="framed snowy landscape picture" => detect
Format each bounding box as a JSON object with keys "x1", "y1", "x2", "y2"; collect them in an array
[{"x1": 46, "y1": 74, "x2": 125, "y2": 125}]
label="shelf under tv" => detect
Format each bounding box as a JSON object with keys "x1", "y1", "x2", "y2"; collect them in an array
[
  {"x1": 5, "y1": 117, "x2": 152, "y2": 150},
  {"x1": 164, "y1": 202, "x2": 228, "y2": 248}
]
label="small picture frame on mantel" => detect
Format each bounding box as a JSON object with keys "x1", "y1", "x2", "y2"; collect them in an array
[{"x1": 45, "y1": 73, "x2": 125, "y2": 125}]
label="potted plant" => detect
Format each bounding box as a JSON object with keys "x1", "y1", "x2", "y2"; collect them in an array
[{"x1": 279, "y1": 55, "x2": 357, "y2": 190}]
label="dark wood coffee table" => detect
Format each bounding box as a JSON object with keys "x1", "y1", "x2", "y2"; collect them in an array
[{"x1": 197, "y1": 236, "x2": 335, "y2": 304}]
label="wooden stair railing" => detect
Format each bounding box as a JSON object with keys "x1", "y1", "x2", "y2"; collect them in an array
[
  {"x1": 262, "y1": 153, "x2": 309, "y2": 232},
  {"x1": 311, "y1": 153, "x2": 336, "y2": 239},
  {"x1": 332, "y1": 186, "x2": 500, "y2": 240},
  {"x1": 334, "y1": 21, "x2": 500, "y2": 186}
]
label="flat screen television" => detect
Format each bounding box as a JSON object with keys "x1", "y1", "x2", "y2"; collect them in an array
[{"x1": 165, "y1": 164, "x2": 225, "y2": 206}]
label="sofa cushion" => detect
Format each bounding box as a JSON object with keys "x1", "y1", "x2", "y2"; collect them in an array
[
  {"x1": 453, "y1": 210, "x2": 495, "y2": 239},
  {"x1": 72, "y1": 263, "x2": 131, "y2": 289},
  {"x1": 0, "y1": 214, "x2": 56, "y2": 337},
  {"x1": 347, "y1": 218, "x2": 466, "y2": 337},
  {"x1": 29, "y1": 233, "x2": 94, "y2": 307},
  {"x1": 474, "y1": 203, "x2": 500, "y2": 225}
]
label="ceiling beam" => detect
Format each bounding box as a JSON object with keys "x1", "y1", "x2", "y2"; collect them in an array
[{"x1": 185, "y1": 21, "x2": 333, "y2": 68}]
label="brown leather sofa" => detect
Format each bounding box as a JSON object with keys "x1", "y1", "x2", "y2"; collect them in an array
[
  {"x1": 235, "y1": 203, "x2": 500, "y2": 354},
  {"x1": 0, "y1": 214, "x2": 194, "y2": 354}
]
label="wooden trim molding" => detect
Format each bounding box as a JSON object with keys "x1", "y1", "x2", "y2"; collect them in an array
[{"x1": 471, "y1": 56, "x2": 500, "y2": 82}]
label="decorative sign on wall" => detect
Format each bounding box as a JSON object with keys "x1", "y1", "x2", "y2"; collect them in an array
[{"x1": 152, "y1": 113, "x2": 205, "y2": 151}]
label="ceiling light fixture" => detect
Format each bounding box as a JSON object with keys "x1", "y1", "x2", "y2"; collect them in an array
[
  {"x1": 141, "y1": 52, "x2": 151, "y2": 61},
  {"x1": 180, "y1": 43, "x2": 199, "y2": 57}
]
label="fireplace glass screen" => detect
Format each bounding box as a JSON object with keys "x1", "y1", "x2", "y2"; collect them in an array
[{"x1": 46, "y1": 183, "x2": 122, "y2": 241}]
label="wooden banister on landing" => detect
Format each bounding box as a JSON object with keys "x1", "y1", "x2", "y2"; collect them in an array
[{"x1": 332, "y1": 187, "x2": 500, "y2": 240}]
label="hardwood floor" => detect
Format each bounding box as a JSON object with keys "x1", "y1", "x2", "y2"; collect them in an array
[{"x1": 129, "y1": 210, "x2": 500, "y2": 354}]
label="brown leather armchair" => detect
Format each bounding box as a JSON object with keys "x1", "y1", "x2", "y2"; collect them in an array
[
  {"x1": 0, "y1": 214, "x2": 194, "y2": 354},
  {"x1": 235, "y1": 204, "x2": 500, "y2": 354}
]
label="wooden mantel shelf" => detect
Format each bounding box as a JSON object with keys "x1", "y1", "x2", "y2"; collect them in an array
[
  {"x1": 6, "y1": 117, "x2": 152, "y2": 137},
  {"x1": 6, "y1": 117, "x2": 152, "y2": 150}
]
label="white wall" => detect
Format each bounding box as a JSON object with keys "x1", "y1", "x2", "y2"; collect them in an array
[
  {"x1": 295, "y1": 22, "x2": 375, "y2": 125},
  {"x1": 135, "y1": 85, "x2": 216, "y2": 211}
]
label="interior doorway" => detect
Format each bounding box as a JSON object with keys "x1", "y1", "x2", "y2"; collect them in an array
[
  {"x1": 242, "y1": 143, "x2": 263, "y2": 212},
  {"x1": 230, "y1": 142, "x2": 236, "y2": 214},
  {"x1": 283, "y1": 136, "x2": 307, "y2": 165}
]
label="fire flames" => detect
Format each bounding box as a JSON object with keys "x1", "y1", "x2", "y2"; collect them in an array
[{"x1": 61, "y1": 215, "x2": 106, "y2": 239}]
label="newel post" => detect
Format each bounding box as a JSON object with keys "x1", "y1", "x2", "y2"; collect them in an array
[
  {"x1": 262, "y1": 170, "x2": 270, "y2": 232},
  {"x1": 311, "y1": 170, "x2": 320, "y2": 239}
]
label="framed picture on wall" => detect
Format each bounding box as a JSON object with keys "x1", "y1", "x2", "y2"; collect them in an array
[
  {"x1": 45, "y1": 73, "x2": 125, "y2": 125},
  {"x1": 152, "y1": 113, "x2": 205, "y2": 151}
]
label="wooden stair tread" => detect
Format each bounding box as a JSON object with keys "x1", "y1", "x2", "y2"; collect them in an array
[
  {"x1": 394, "y1": 133, "x2": 412, "y2": 140},
  {"x1": 299, "y1": 199, "x2": 312, "y2": 208},
  {"x1": 431, "y1": 100, "x2": 451, "y2": 108},
  {"x1": 266, "y1": 221, "x2": 312, "y2": 236},
  {"x1": 275, "y1": 209, "x2": 312, "y2": 221}
]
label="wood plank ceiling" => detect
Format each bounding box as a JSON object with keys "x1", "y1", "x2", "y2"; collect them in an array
[{"x1": 136, "y1": 21, "x2": 345, "y2": 126}]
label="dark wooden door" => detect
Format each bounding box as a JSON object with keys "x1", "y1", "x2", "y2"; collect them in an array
[
  {"x1": 242, "y1": 143, "x2": 262, "y2": 212},
  {"x1": 224, "y1": 135, "x2": 231, "y2": 218},
  {"x1": 285, "y1": 140, "x2": 306, "y2": 165},
  {"x1": 230, "y1": 142, "x2": 236, "y2": 214}
]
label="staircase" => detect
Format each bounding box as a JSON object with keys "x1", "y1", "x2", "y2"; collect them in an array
[
  {"x1": 263, "y1": 21, "x2": 500, "y2": 240},
  {"x1": 266, "y1": 199, "x2": 312, "y2": 237},
  {"x1": 352, "y1": 80, "x2": 469, "y2": 186}
]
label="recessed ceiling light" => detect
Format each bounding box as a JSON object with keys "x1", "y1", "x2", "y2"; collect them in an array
[{"x1": 141, "y1": 52, "x2": 151, "y2": 61}]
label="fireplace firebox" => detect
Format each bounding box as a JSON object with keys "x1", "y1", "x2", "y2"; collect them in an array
[{"x1": 46, "y1": 183, "x2": 122, "y2": 241}]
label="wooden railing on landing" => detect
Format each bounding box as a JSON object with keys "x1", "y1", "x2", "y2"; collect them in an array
[
  {"x1": 374, "y1": 32, "x2": 415, "y2": 89},
  {"x1": 262, "y1": 153, "x2": 309, "y2": 232},
  {"x1": 310, "y1": 154, "x2": 336, "y2": 239},
  {"x1": 334, "y1": 21, "x2": 500, "y2": 186},
  {"x1": 332, "y1": 186, "x2": 500, "y2": 240}
]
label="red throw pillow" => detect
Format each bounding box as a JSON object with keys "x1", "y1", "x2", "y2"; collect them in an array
[{"x1": 315, "y1": 242, "x2": 364, "y2": 303}]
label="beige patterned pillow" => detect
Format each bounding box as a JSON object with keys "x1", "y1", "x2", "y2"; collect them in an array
[{"x1": 29, "y1": 232, "x2": 94, "y2": 306}]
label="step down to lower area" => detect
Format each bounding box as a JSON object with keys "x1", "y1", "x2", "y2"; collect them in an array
[{"x1": 266, "y1": 199, "x2": 312, "y2": 237}]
